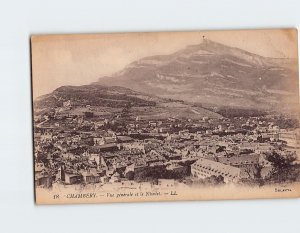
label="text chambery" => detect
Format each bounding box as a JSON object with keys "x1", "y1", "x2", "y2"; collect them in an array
[{"x1": 66, "y1": 193, "x2": 97, "y2": 199}]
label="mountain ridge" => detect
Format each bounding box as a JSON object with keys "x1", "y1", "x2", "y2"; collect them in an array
[{"x1": 95, "y1": 39, "x2": 299, "y2": 110}]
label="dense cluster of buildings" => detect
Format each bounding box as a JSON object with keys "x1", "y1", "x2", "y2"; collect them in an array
[{"x1": 34, "y1": 101, "x2": 300, "y2": 189}]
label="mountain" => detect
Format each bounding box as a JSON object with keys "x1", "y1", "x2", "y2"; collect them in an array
[
  {"x1": 34, "y1": 84, "x2": 222, "y2": 120},
  {"x1": 95, "y1": 39, "x2": 299, "y2": 111}
]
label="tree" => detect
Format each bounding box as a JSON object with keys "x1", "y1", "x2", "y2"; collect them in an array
[
  {"x1": 267, "y1": 152, "x2": 296, "y2": 170},
  {"x1": 203, "y1": 175, "x2": 225, "y2": 186},
  {"x1": 36, "y1": 153, "x2": 50, "y2": 167},
  {"x1": 266, "y1": 152, "x2": 298, "y2": 183},
  {"x1": 244, "y1": 164, "x2": 265, "y2": 186}
]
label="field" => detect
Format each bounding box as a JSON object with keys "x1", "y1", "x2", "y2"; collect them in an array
[{"x1": 130, "y1": 102, "x2": 222, "y2": 120}]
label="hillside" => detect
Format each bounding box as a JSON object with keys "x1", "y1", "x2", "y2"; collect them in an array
[
  {"x1": 95, "y1": 39, "x2": 299, "y2": 110},
  {"x1": 33, "y1": 84, "x2": 222, "y2": 120}
]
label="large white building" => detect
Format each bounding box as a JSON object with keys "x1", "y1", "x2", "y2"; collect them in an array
[{"x1": 191, "y1": 158, "x2": 241, "y2": 183}]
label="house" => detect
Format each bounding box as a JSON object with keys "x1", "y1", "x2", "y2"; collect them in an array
[
  {"x1": 64, "y1": 173, "x2": 81, "y2": 185},
  {"x1": 159, "y1": 127, "x2": 169, "y2": 133},
  {"x1": 122, "y1": 142, "x2": 145, "y2": 152},
  {"x1": 238, "y1": 142, "x2": 256, "y2": 152},
  {"x1": 93, "y1": 137, "x2": 105, "y2": 145},
  {"x1": 100, "y1": 175, "x2": 110, "y2": 183},
  {"x1": 117, "y1": 136, "x2": 133, "y2": 143},
  {"x1": 63, "y1": 100, "x2": 72, "y2": 108},
  {"x1": 149, "y1": 121, "x2": 157, "y2": 127},
  {"x1": 81, "y1": 170, "x2": 100, "y2": 184},
  {"x1": 35, "y1": 171, "x2": 53, "y2": 188},
  {"x1": 255, "y1": 143, "x2": 273, "y2": 154}
]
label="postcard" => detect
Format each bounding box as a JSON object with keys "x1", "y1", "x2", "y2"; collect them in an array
[{"x1": 31, "y1": 29, "x2": 300, "y2": 204}]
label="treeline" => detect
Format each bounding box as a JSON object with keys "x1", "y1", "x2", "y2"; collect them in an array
[
  {"x1": 57, "y1": 90, "x2": 156, "y2": 108},
  {"x1": 273, "y1": 116, "x2": 299, "y2": 129},
  {"x1": 216, "y1": 107, "x2": 267, "y2": 118},
  {"x1": 126, "y1": 166, "x2": 190, "y2": 182}
]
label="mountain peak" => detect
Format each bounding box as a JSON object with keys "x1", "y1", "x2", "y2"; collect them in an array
[
  {"x1": 184, "y1": 38, "x2": 256, "y2": 57},
  {"x1": 96, "y1": 39, "x2": 298, "y2": 110}
]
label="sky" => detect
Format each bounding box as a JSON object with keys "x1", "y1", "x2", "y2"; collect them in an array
[{"x1": 31, "y1": 29, "x2": 298, "y2": 99}]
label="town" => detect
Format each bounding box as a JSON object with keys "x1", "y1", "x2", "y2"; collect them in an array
[{"x1": 34, "y1": 100, "x2": 300, "y2": 191}]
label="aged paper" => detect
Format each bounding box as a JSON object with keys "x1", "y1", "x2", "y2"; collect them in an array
[{"x1": 31, "y1": 29, "x2": 300, "y2": 204}]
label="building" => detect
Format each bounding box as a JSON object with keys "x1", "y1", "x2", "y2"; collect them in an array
[
  {"x1": 35, "y1": 172, "x2": 53, "y2": 188},
  {"x1": 81, "y1": 170, "x2": 100, "y2": 184},
  {"x1": 65, "y1": 173, "x2": 81, "y2": 185},
  {"x1": 191, "y1": 158, "x2": 241, "y2": 183},
  {"x1": 218, "y1": 154, "x2": 260, "y2": 169},
  {"x1": 89, "y1": 143, "x2": 119, "y2": 153}
]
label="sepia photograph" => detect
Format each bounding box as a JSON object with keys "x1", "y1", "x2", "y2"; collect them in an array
[
  {"x1": 2, "y1": 0, "x2": 300, "y2": 233},
  {"x1": 31, "y1": 29, "x2": 300, "y2": 204}
]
